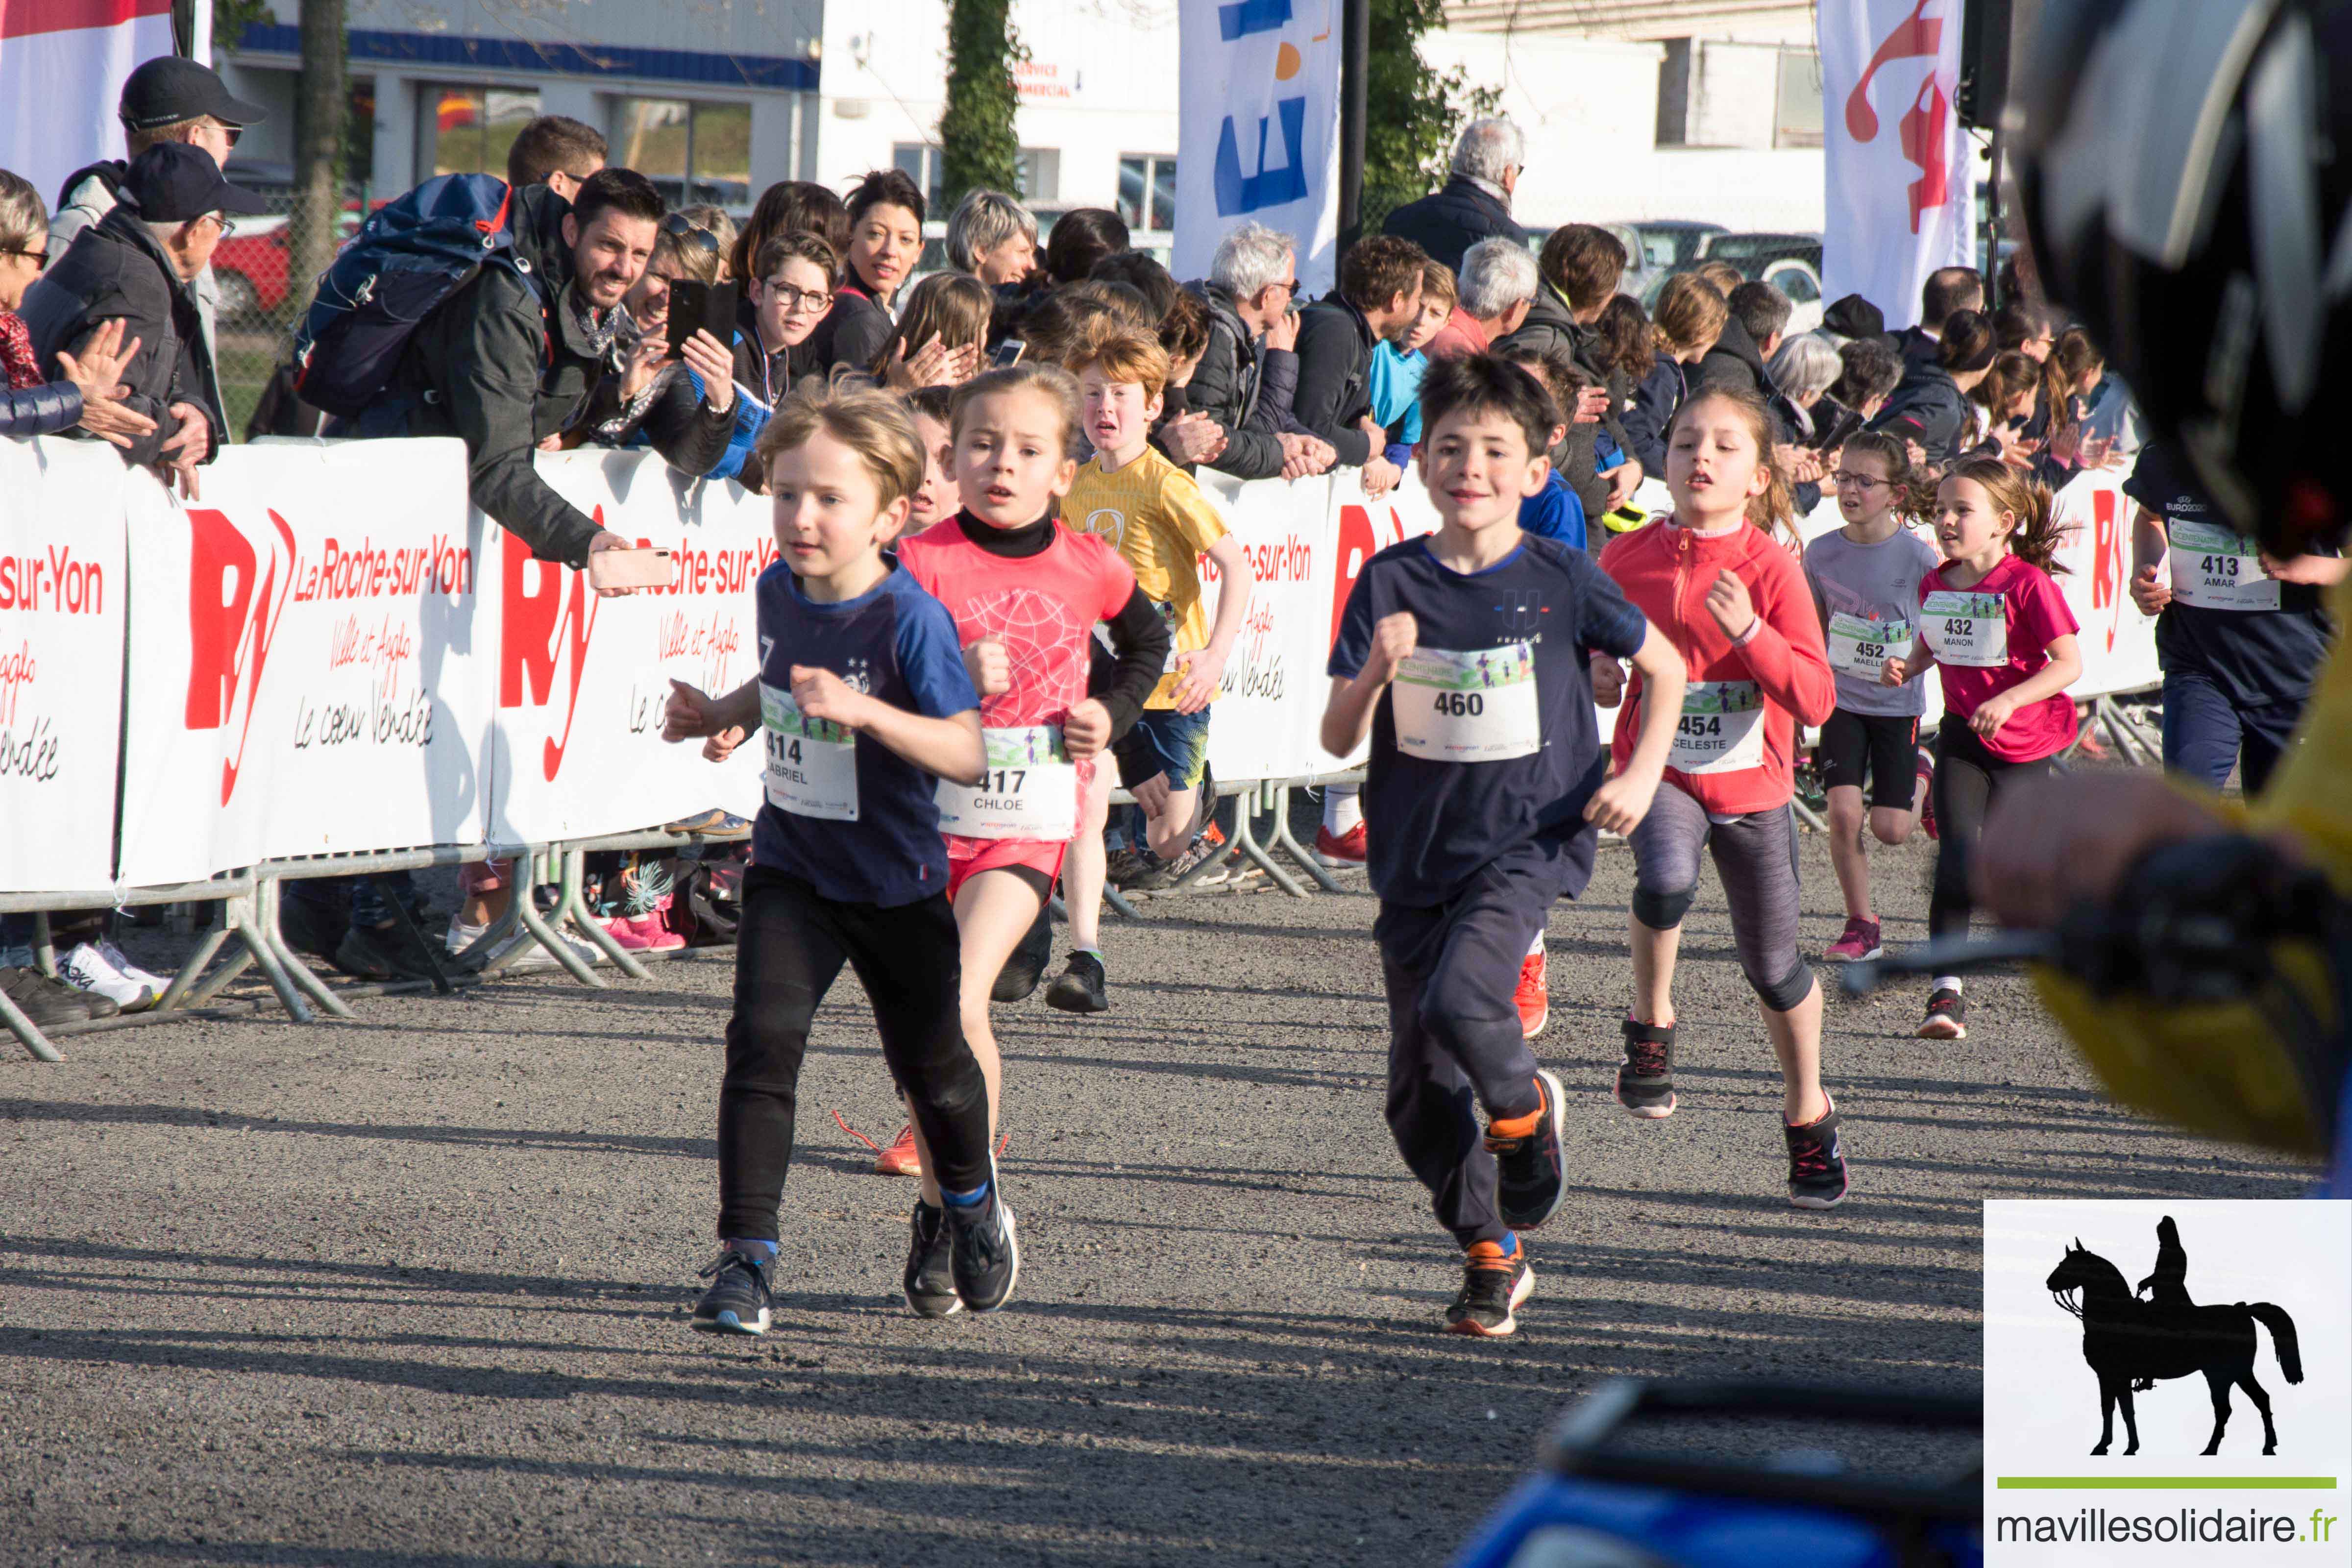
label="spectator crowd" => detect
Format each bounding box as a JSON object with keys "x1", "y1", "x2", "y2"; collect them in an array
[{"x1": 2, "y1": 72, "x2": 2163, "y2": 1026}]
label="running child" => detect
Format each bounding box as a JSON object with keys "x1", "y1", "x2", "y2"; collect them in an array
[
  {"x1": 1593, "y1": 386, "x2": 1848, "y2": 1208},
  {"x1": 1880, "y1": 456, "x2": 2082, "y2": 1041},
  {"x1": 1804, "y1": 431, "x2": 1941, "y2": 962},
  {"x1": 1055, "y1": 327, "x2": 1257, "y2": 1004},
  {"x1": 888, "y1": 364, "x2": 1172, "y2": 1306},
  {"x1": 657, "y1": 385, "x2": 1017, "y2": 1332},
  {"x1": 1323, "y1": 354, "x2": 1683, "y2": 1337}
]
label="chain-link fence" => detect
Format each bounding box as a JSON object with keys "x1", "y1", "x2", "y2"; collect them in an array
[{"x1": 207, "y1": 186, "x2": 355, "y2": 441}]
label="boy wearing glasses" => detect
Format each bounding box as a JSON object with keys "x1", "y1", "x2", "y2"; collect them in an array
[{"x1": 733, "y1": 233, "x2": 838, "y2": 420}]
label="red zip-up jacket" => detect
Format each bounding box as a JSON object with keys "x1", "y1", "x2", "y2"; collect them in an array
[{"x1": 1599, "y1": 517, "x2": 1837, "y2": 815}]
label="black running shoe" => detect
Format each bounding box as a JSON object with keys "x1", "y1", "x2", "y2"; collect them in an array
[
  {"x1": 335, "y1": 919, "x2": 443, "y2": 982},
  {"x1": 1444, "y1": 1245, "x2": 1534, "y2": 1337},
  {"x1": 691, "y1": 1248, "x2": 775, "y2": 1335},
  {"x1": 1916, "y1": 988, "x2": 1966, "y2": 1040},
  {"x1": 0, "y1": 965, "x2": 109, "y2": 1028},
  {"x1": 1485, "y1": 1069, "x2": 1567, "y2": 1230},
  {"x1": 1045, "y1": 950, "x2": 1109, "y2": 1013},
  {"x1": 1615, "y1": 1019, "x2": 1676, "y2": 1119},
  {"x1": 1784, "y1": 1101, "x2": 1851, "y2": 1209},
  {"x1": 945, "y1": 1174, "x2": 1020, "y2": 1313},
  {"x1": 903, "y1": 1201, "x2": 962, "y2": 1318},
  {"x1": 991, "y1": 905, "x2": 1053, "y2": 1003}
]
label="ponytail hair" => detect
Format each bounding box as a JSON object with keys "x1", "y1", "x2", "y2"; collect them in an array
[
  {"x1": 1945, "y1": 456, "x2": 2066, "y2": 575},
  {"x1": 1838, "y1": 429, "x2": 1931, "y2": 520},
  {"x1": 2041, "y1": 326, "x2": 2105, "y2": 448},
  {"x1": 1666, "y1": 386, "x2": 1800, "y2": 547}
]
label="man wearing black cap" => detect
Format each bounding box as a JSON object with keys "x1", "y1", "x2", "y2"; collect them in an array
[
  {"x1": 21, "y1": 144, "x2": 268, "y2": 493},
  {"x1": 50, "y1": 55, "x2": 266, "y2": 420}
]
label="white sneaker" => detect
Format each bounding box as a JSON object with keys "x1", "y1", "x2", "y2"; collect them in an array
[
  {"x1": 97, "y1": 937, "x2": 169, "y2": 995},
  {"x1": 58, "y1": 941, "x2": 156, "y2": 1012},
  {"x1": 447, "y1": 920, "x2": 602, "y2": 974}
]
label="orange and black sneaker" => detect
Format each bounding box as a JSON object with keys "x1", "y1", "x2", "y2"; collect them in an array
[
  {"x1": 1445, "y1": 1238, "x2": 1533, "y2": 1337},
  {"x1": 1484, "y1": 1070, "x2": 1567, "y2": 1229},
  {"x1": 875, "y1": 1124, "x2": 923, "y2": 1176},
  {"x1": 1513, "y1": 949, "x2": 1549, "y2": 1038}
]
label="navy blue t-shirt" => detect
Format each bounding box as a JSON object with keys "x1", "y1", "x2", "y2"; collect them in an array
[
  {"x1": 1329, "y1": 533, "x2": 1650, "y2": 907},
  {"x1": 2126, "y1": 440, "x2": 2334, "y2": 708},
  {"x1": 750, "y1": 559, "x2": 980, "y2": 906}
]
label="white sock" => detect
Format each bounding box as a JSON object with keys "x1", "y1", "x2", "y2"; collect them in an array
[
  {"x1": 1932, "y1": 975, "x2": 1963, "y2": 996},
  {"x1": 1323, "y1": 785, "x2": 1362, "y2": 836},
  {"x1": 1527, "y1": 930, "x2": 1545, "y2": 958}
]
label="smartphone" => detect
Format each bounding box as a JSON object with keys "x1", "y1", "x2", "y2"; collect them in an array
[
  {"x1": 990, "y1": 339, "x2": 1027, "y2": 368},
  {"x1": 1816, "y1": 406, "x2": 1865, "y2": 454},
  {"x1": 586, "y1": 547, "x2": 674, "y2": 590},
  {"x1": 665, "y1": 281, "x2": 739, "y2": 358}
]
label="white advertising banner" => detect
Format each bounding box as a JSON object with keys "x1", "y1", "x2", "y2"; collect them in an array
[
  {"x1": 2047, "y1": 467, "x2": 2161, "y2": 701},
  {"x1": 488, "y1": 451, "x2": 769, "y2": 845},
  {"x1": 1819, "y1": 0, "x2": 1976, "y2": 330},
  {"x1": 0, "y1": 0, "x2": 181, "y2": 233},
  {"x1": 0, "y1": 438, "x2": 128, "y2": 893},
  {"x1": 115, "y1": 439, "x2": 491, "y2": 885},
  {"x1": 1173, "y1": 0, "x2": 1345, "y2": 296}
]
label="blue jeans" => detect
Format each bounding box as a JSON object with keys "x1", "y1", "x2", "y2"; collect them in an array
[{"x1": 2159, "y1": 669, "x2": 2303, "y2": 796}]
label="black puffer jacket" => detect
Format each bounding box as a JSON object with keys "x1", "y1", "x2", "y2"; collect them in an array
[
  {"x1": 1289, "y1": 292, "x2": 1379, "y2": 467},
  {"x1": 1494, "y1": 277, "x2": 1630, "y2": 517},
  {"x1": 1381, "y1": 176, "x2": 1521, "y2": 276},
  {"x1": 352, "y1": 185, "x2": 729, "y2": 567},
  {"x1": 19, "y1": 203, "x2": 221, "y2": 468},
  {"x1": 1693, "y1": 313, "x2": 1769, "y2": 400},
  {"x1": 1868, "y1": 361, "x2": 1972, "y2": 463},
  {"x1": 1183, "y1": 281, "x2": 1301, "y2": 482}
]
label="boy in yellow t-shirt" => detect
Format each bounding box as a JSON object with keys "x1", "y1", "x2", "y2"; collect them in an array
[{"x1": 1048, "y1": 327, "x2": 1255, "y2": 1012}]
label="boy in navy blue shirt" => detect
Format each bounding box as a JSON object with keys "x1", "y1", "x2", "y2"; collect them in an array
[
  {"x1": 1322, "y1": 355, "x2": 1685, "y2": 1337},
  {"x1": 662, "y1": 385, "x2": 1019, "y2": 1332}
]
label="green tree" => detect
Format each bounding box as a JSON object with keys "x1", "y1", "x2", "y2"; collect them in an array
[
  {"x1": 939, "y1": 0, "x2": 1025, "y2": 207},
  {"x1": 1364, "y1": 0, "x2": 1501, "y2": 231}
]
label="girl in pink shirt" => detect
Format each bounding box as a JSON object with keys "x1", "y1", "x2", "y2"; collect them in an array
[
  {"x1": 1880, "y1": 457, "x2": 2082, "y2": 1042},
  {"x1": 1592, "y1": 387, "x2": 1846, "y2": 1210}
]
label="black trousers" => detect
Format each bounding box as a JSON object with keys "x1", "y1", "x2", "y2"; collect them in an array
[
  {"x1": 1374, "y1": 859, "x2": 1551, "y2": 1250},
  {"x1": 717, "y1": 866, "x2": 993, "y2": 1241},
  {"x1": 1929, "y1": 716, "x2": 2060, "y2": 939}
]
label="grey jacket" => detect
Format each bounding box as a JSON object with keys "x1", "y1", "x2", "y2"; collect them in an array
[
  {"x1": 1183, "y1": 281, "x2": 1311, "y2": 482},
  {"x1": 52, "y1": 164, "x2": 225, "y2": 418}
]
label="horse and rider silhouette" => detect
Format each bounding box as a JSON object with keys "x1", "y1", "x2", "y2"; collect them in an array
[{"x1": 2045, "y1": 1216, "x2": 2303, "y2": 1457}]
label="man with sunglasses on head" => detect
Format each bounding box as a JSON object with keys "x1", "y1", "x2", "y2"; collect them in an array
[
  {"x1": 50, "y1": 56, "x2": 263, "y2": 427},
  {"x1": 22, "y1": 144, "x2": 265, "y2": 497}
]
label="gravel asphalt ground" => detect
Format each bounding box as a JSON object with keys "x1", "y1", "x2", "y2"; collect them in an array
[{"x1": 0, "y1": 826, "x2": 2317, "y2": 1567}]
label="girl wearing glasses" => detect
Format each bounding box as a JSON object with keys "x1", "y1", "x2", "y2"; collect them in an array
[{"x1": 1802, "y1": 431, "x2": 1941, "y2": 966}]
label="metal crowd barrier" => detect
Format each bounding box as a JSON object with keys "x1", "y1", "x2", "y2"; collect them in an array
[{"x1": 1, "y1": 771, "x2": 1370, "y2": 1064}]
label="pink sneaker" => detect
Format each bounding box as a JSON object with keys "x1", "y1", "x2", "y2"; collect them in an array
[
  {"x1": 1823, "y1": 917, "x2": 1884, "y2": 963},
  {"x1": 602, "y1": 911, "x2": 661, "y2": 952},
  {"x1": 629, "y1": 894, "x2": 686, "y2": 951}
]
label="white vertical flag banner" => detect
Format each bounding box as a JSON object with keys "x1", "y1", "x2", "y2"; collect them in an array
[
  {"x1": 1819, "y1": 0, "x2": 1977, "y2": 330},
  {"x1": 0, "y1": 0, "x2": 182, "y2": 220},
  {"x1": 1173, "y1": 0, "x2": 1344, "y2": 295}
]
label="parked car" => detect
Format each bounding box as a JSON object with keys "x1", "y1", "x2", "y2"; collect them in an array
[
  {"x1": 1635, "y1": 230, "x2": 1827, "y2": 334},
  {"x1": 210, "y1": 207, "x2": 366, "y2": 322}
]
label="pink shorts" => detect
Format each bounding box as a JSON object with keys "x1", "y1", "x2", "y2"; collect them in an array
[{"x1": 946, "y1": 840, "x2": 1067, "y2": 904}]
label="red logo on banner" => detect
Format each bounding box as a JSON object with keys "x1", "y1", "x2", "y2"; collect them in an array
[
  {"x1": 2090, "y1": 487, "x2": 2122, "y2": 651},
  {"x1": 185, "y1": 506, "x2": 297, "y2": 806},
  {"x1": 1328, "y1": 502, "x2": 1412, "y2": 648},
  {"x1": 497, "y1": 522, "x2": 600, "y2": 782},
  {"x1": 1844, "y1": 0, "x2": 1953, "y2": 233}
]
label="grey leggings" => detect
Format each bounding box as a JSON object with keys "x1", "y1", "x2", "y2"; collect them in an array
[{"x1": 1628, "y1": 784, "x2": 1816, "y2": 1012}]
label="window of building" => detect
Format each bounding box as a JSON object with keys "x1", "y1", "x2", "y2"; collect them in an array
[
  {"x1": 614, "y1": 98, "x2": 753, "y2": 210},
  {"x1": 1775, "y1": 49, "x2": 1825, "y2": 148},
  {"x1": 1117, "y1": 154, "x2": 1176, "y2": 233},
  {"x1": 420, "y1": 84, "x2": 542, "y2": 180},
  {"x1": 895, "y1": 145, "x2": 1061, "y2": 211},
  {"x1": 893, "y1": 144, "x2": 946, "y2": 211},
  {"x1": 1655, "y1": 39, "x2": 1692, "y2": 148}
]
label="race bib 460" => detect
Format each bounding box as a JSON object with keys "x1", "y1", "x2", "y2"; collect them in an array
[{"x1": 1391, "y1": 642, "x2": 1540, "y2": 761}]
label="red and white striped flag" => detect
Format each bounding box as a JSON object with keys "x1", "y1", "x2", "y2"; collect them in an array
[{"x1": 0, "y1": 0, "x2": 192, "y2": 213}]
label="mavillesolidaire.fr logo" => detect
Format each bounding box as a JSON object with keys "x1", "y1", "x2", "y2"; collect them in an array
[{"x1": 1983, "y1": 1200, "x2": 2350, "y2": 1566}]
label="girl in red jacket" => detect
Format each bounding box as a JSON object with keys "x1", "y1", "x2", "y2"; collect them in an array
[{"x1": 1592, "y1": 387, "x2": 1847, "y2": 1209}]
